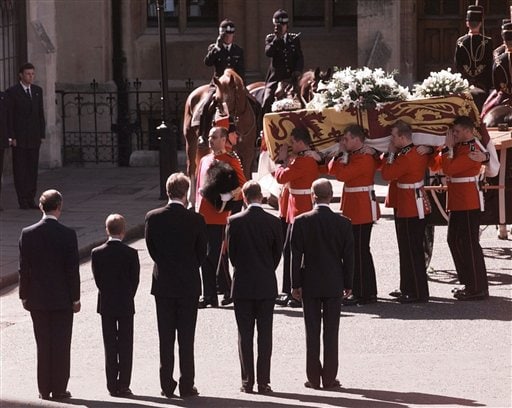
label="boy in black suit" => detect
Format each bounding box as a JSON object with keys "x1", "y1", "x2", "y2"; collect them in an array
[
  {"x1": 291, "y1": 178, "x2": 354, "y2": 390},
  {"x1": 226, "y1": 181, "x2": 283, "y2": 394},
  {"x1": 91, "y1": 214, "x2": 140, "y2": 397},
  {"x1": 145, "y1": 172, "x2": 207, "y2": 399}
]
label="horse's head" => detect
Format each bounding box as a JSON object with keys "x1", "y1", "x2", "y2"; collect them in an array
[{"x1": 213, "y1": 68, "x2": 244, "y2": 115}]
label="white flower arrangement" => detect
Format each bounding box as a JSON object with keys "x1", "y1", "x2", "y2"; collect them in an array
[
  {"x1": 306, "y1": 66, "x2": 409, "y2": 111},
  {"x1": 271, "y1": 97, "x2": 302, "y2": 112},
  {"x1": 413, "y1": 68, "x2": 470, "y2": 98}
]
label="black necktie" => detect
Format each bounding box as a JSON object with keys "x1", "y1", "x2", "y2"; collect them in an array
[{"x1": 26, "y1": 88, "x2": 31, "y2": 98}]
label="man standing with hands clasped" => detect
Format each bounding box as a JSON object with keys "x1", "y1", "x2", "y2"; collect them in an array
[
  {"x1": 291, "y1": 178, "x2": 354, "y2": 391},
  {"x1": 18, "y1": 189, "x2": 80, "y2": 401},
  {"x1": 226, "y1": 180, "x2": 283, "y2": 394}
]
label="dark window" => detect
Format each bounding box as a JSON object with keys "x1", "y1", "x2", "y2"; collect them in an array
[
  {"x1": 0, "y1": 0, "x2": 26, "y2": 90},
  {"x1": 147, "y1": 0, "x2": 217, "y2": 28},
  {"x1": 423, "y1": 0, "x2": 460, "y2": 16},
  {"x1": 333, "y1": 0, "x2": 357, "y2": 27},
  {"x1": 293, "y1": 0, "x2": 324, "y2": 27}
]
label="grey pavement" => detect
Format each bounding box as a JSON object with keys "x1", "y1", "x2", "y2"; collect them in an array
[{"x1": 1, "y1": 164, "x2": 511, "y2": 408}]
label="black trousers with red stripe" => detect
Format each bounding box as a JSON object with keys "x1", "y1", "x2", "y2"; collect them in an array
[
  {"x1": 396, "y1": 216, "x2": 429, "y2": 299},
  {"x1": 352, "y1": 223, "x2": 377, "y2": 299},
  {"x1": 447, "y1": 209, "x2": 488, "y2": 293}
]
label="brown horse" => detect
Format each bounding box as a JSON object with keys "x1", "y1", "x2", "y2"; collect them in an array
[{"x1": 183, "y1": 69, "x2": 257, "y2": 204}]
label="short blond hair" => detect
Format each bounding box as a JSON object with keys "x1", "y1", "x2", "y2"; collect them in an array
[{"x1": 106, "y1": 213, "x2": 126, "y2": 236}]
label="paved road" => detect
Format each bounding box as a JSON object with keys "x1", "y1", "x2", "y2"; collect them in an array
[{"x1": 1, "y1": 203, "x2": 510, "y2": 408}]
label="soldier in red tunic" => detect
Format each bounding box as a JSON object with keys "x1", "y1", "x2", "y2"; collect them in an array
[
  {"x1": 196, "y1": 127, "x2": 246, "y2": 308},
  {"x1": 274, "y1": 128, "x2": 319, "y2": 307},
  {"x1": 441, "y1": 116, "x2": 489, "y2": 300},
  {"x1": 328, "y1": 125, "x2": 380, "y2": 305},
  {"x1": 381, "y1": 121, "x2": 431, "y2": 303}
]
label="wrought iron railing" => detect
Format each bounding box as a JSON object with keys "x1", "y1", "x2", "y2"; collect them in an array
[{"x1": 56, "y1": 78, "x2": 193, "y2": 165}]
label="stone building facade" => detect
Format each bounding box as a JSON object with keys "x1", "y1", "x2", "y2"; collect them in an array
[{"x1": 0, "y1": 0, "x2": 508, "y2": 168}]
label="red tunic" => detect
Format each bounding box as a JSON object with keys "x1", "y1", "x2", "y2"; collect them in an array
[
  {"x1": 328, "y1": 152, "x2": 381, "y2": 225},
  {"x1": 196, "y1": 151, "x2": 247, "y2": 225},
  {"x1": 381, "y1": 145, "x2": 431, "y2": 218},
  {"x1": 441, "y1": 140, "x2": 483, "y2": 211},
  {"x1": 275, "y1": 154, "x2": 319, "y2": 223}
]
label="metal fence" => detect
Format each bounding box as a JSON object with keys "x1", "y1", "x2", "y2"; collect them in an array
[{"x1": 56, "y1": 79, "x2": 192, "y2": 165}]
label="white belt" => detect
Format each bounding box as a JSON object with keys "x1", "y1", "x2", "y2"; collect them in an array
[
  {"x1": 288, "y1": 187, "x2": 311, "y2": 195},
  {"x1": 344, "y1": 184, "x2": 378, "y2": 221},
  {"x1": 397, "y1": 180, "x2": 425, "y2": 219},
  {"x1": 448, "y1": 176, "x2": 479, "y2": 183},
  {"x1": 448, "y1": 176, "x2": 484, "y2": 212}
]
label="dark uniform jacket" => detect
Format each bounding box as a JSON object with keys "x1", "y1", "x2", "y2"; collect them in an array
[
  {"x1": 227, "y1": 205, "x2": 283, "y2": 300},
  {"x1": 265, "y1": 32, "x2": 304, "y2": 83},
  {"x1": 0, "y1": 91, "x2": 10, "y2": 148},
  {"x1": 291, "y1": 205, "x2": 354, "y2": 298},
  {"x1": 19, "y1": 218, "x2": 80, "y2": 311},
  {"x1": 6, "y1": 83, "x2": 45, "y2": 148},
  {"x1": 454, "y1": 33, "x2": 494, "y2": 91},
  {"x1": 492, "y1": 50, "x2": 512, "y2": 95},
  {"x1": 91, "y1": 240, "x2": 140, "y2": 316},
  {"x1": 204, "y1": 43, "x2": 245, "y2": 81},
  {"x1": 145, "y1": 203, "x2": 207, "y2": 298}
]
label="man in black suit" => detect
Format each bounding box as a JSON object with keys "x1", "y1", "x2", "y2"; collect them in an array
[
  {"x1": 262, "y1": 9, "x2": 304, "y2": 115},
  {"x1": 226, "y1": 180, "x2": 283, "y2": 394},
  {"x1": 92, "y1": 214, "x2": 140, "y2": 397},
  {"x1": 18, "y1": 189, "x2": 80, "y2": 400},
  {"x1": 145, "y1": 172, "x2": 207, "y2": 399},
  {"x1": 291, "y1": 178, "x2": 354, "y2": 390},
  {"x1": 0, "y1": 90, "x2": 11, "y2": 211},
  {"x1": 6, "y1": 62, "x2": 45, "y2": 209}
]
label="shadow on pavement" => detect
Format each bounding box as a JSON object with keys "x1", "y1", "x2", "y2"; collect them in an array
[
  {"x1": 341, "y1": 388, "x2": 485, "y2": 407},
  {"x1": 270, "y1": 390, "x2": 406, "y2": 407},
  {"x1": 341, "y1": 295, "x2": 512, "y2": 321},
  {"x1": 427, "y1": 268, "x2": 512, "y2": 288}
]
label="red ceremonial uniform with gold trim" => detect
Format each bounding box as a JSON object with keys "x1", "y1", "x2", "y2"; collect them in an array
[
  {"x1": 441, "y1": 140, "x2": 483, "y2": 211},
  {"x1": 196, "y1": 151, "x2": 246, "y2": 225},
  {"x1": 381, "y1": 145, "x2": 431, "y2": 218},
  {"x1": 274, "y1": 153, "x2": 319, "y2": 223},
  {"x1": 328, "y1": 152, "x2": 381, "y2": 225}
]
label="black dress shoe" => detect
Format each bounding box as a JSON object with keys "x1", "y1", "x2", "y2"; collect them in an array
[
  {"x1": 287, "y1": 298, "x2": 302, "y2": 308},
  {"x1": 389, "y1": 289, "x2": 402, "y2": 298},
  {"x1": 117, "y1": 388, "x2": 133, "y2": 397},
  {"x1": 180, "y1": 386, "x2": 199, "y2": 398},
  {"x1": 359, "y1": 296, "x2": 377, "y2": 305},
  {"x1": 454, "y1": 289, "x2": 489, "y2": 301},
  {"x1": 161, "y1": 390, "x2": 177, "y2": 398},
  {"x1": 39, "y1": 393, "x2": 51, "y2": 400},
  {"x1": 397, "y1": 295, "x2": 428, "y2": 304},
  {"x1": 304, "y1": 381, "x2": 320, "y2": 390},
  {"x1": 240, "y1": 385, "x2": 253, "y2": 393},
  {"x1": 275, "y1": 293, "x2": 290, "y2": 306},
  {"x1": 221, "y1": 295, "x2": 233, "y2": 306},
  {"x1": 342, "y1": 295, "x2": 360, "y2": 306},
  {"x1": 52, "y1": 390, "x2": 72, "y2": 400},
  {"x1": 198, "y1": 296, "x2": 218, "y2": 308},
  {"x1": 258, "y1": 384, "x2": 273, "y2": 394},
  {"x1": 323, "y1": 379, "x2": 342, "y2": 390}
]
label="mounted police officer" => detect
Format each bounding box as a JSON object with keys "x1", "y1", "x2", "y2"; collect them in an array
[
  {"x1": 193, "y1": 19, "x2": 245, "y2": 142},
  {"x1": 262, "y1": 9, "x2": 304, "y2": 115},
  {"x1": 454, "y1": 4, "x2": 494, "y2": 111}
]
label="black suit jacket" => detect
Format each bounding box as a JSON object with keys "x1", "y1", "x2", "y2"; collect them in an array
[
  {"x1": 291, "y1": 205, "x2": 354, "y2": 298},
  {"x1": 265, "y1": 32, "x2": 304, "y2": 83},
  {"x1": 6, "y1": 83, "x2": 45, "y2": 148},
  {"x1": 91, "y1": 240, "x2": 140, "y2": 316},
  {"x1": 0, "y1": 91, "x2": 10, "y2": 148},
  {"x1": 145, "y1": 203, "x2": 207, "y2": 298},
  {"x1": 227, "y1": 205, "x2": 283, "y2": 300},
  {"x1": 19, "y1": 218, "x2": 80, "y2": 310}
]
